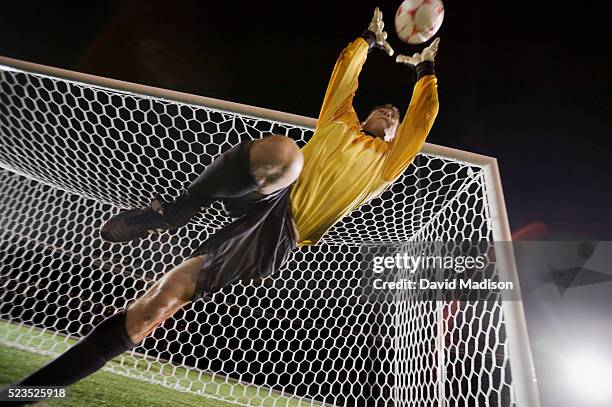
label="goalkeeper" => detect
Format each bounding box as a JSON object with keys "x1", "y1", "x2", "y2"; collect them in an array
[{"x1": 2, "y1": 7, "x2": 439, "y2": 397}]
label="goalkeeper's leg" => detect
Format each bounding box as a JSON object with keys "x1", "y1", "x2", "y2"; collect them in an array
[
  {"x1": 100, "y1": 135, "x2": 302, "y2": 242},
  {"x1": 0, "y1": 256, "x2": 203, "y2": 403}
]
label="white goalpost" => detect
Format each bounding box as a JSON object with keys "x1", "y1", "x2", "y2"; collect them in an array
[{"x1": 0, "y1": 56, "x2": 539, "y2": 406}]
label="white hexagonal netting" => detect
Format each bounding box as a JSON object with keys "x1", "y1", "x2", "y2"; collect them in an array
[{"x1": 0, "y1": 59, "x2": 537, "y2": 406}]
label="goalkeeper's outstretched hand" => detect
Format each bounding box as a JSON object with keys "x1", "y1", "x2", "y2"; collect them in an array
[
  {"x1": 367, "y1": 7, "x2": 394, "y2": 56},
  {"x1": 396, "y1": 37, "x2": 440, "y2": 66}
]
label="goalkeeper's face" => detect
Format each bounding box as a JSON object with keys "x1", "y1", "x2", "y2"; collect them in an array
[{"x1": 362, "y1": 105, "x2": 400, "y2": 142}]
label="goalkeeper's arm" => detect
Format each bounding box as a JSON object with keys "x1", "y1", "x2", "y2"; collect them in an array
[
  {"x1": 316, "y1": 7, "x2": 394, "y2": 130},
  {"x1": 382, "y1": 39, "x2": 440, "y2": 182}
]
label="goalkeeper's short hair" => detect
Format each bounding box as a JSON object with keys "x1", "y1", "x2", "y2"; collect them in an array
[{"x1": 371, "y1": 104, "x2": 400, "y2": 121}]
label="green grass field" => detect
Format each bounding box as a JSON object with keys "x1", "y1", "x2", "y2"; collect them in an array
[{"x1": 0, "y1": 321, "x2": 315, "y2": 407}]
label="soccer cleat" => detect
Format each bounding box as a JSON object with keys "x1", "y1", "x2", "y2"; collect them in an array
[{"x1": 100, "y1": 198, "x2": 175, "y2": 243}]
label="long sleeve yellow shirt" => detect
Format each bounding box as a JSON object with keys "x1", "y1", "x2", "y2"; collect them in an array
[{"x1": 290, "y1": 37, "x2": 439, "y2": 246}]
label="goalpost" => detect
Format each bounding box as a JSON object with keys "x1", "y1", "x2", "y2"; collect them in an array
[{"x1": 0, "y1": 56, "x2": 539, "y2": 406}]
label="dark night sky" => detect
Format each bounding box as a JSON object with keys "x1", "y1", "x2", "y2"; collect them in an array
[{"x1": 1, "y1": 0, "x2": 611, "y2": 239}]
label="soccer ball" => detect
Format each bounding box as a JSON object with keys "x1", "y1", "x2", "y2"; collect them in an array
[{"x1": 395, "y1": 0, "x2": 445, "y2": 45}]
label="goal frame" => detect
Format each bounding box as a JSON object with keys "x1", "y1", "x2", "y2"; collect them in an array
[{"x1": 0, "y1": 55, "x2": 540, "y2": 407}]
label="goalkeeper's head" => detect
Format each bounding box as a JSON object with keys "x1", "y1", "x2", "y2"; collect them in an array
[{"x1": 361, "y1": 104, "x2": 400, "y2": 142}]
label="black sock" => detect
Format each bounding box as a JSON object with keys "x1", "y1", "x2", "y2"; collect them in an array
[
  {"x1": 13, "y1": 310, "x2": 137, "y2": 388},
  {"x1": 162, "y1": 139, "x2": 259, "y2": 227}
]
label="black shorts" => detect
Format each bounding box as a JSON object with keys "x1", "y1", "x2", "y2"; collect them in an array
[{"x1": 188, "y1": 185, "x2": 297, "y2": 301}]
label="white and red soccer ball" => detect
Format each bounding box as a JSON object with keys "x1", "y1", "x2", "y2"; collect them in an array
[{"x1": 395, "y1": 0, "x2": 445, "y2": 45}]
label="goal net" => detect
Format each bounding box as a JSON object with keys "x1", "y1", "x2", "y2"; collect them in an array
[{"x1": 0, "y1": 57, "x2": 539, "y2": 406}]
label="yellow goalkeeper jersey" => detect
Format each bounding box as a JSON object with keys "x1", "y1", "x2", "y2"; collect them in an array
[{"x1": 290, "y1": 37, "x2": 439, "y2": 246}]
